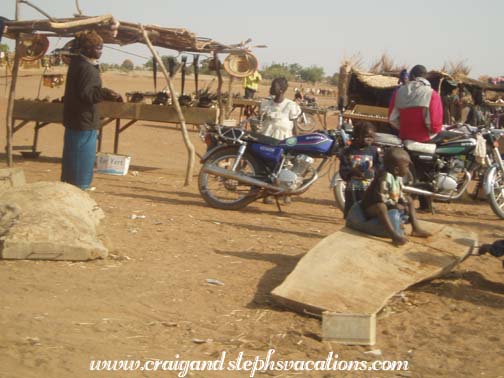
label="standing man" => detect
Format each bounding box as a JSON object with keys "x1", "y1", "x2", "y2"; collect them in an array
[
  {"x1": 388, "y1": 64, "x2": 443, "y2": 142},
  {"x1": 243, "y1": 70, "x2": 262, "y2": 99},
  {"x1": 388, "y1": 64, "x2": 443, "y2": 211},
  {"x1": 61, "y1": 30, "x2": 120, "y2": 190}
]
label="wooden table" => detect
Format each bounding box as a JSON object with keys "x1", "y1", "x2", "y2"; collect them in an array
[
  {"x1": 12, "y1": 100, "x2": 218, "y2": 155},
  {"x1": 344, "y1": 104, "x2": 389, "y2": 123}
]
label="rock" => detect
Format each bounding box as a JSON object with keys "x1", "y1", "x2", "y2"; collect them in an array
[{"x1": 0, "y1": 181, "x2": 107, "y2": 260}]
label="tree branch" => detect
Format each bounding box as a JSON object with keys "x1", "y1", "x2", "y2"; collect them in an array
[{"x1": 18, "y1": 0, "x2": 56, "y2": 21}]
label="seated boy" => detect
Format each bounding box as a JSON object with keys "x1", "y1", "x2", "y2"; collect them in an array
[{"x1": 346, "y1": 147, "x2": 431, "y2": 246}]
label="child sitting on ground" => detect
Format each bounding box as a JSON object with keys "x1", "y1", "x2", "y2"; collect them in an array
[
  {"x1": 346, "y1": 147, "x2": 431, "y2": 246},
  {"x1": 339, "y1": 122, "x2": 380, "y2": 218}
]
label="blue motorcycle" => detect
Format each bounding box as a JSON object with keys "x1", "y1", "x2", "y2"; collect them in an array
[{"x1": 198, "y1": 123, "x2": 346, "y2": 210}]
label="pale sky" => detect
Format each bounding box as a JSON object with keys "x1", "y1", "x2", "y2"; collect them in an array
[{"x1": 2, "y1": 0, "x2": 502, "y2": 78}]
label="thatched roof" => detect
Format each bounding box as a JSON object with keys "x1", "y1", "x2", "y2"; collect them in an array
[
  {"x1": 352, "y1": 67, "x2": 504, "y2": 93},
  {"x1": 3, "y1": 15, "x2": 233, "y2": 53},
  {"x1": 351, "y1": 69, "x2": 398, "y2": 89}
]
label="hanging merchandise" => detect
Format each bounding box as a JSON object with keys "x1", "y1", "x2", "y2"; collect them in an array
[{"x1": 19, "y1": 34, "x2": 49, "y2": 61}]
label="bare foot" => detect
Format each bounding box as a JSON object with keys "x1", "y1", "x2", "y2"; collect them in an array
[
  {"x1": 411, "y1": 229, "x2": 431, "y2": 238},
  {"x1": 392, "y1": 235, "x2": 408, "y2": 246}
]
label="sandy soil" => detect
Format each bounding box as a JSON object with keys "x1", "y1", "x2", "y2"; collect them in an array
[{"x1": 0, "y1": 70, "x2": 503, "y2": 378}]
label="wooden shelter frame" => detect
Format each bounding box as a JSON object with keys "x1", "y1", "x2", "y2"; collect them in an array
[{"x1": 3, "y1": 0, "x2": 252, "y2": 185}]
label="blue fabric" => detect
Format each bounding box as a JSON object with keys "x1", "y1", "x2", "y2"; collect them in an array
[
  {"x1": 61, "y1": 128, "x2": 97, "y2": 190},
  {"x1": 346, "y1": 201, "x2": 405, "y2": 238}
]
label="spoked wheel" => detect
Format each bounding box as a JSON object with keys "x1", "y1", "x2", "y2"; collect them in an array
[
  {"x1": 296, "y1": 112, "x2": 317, "y2": 134},
  {"x1": 198, "y1": 147, "x2": 262, "y2": 210},
  {"x1": 488, "y1": 169, "x2": 504, "y2": 219}
]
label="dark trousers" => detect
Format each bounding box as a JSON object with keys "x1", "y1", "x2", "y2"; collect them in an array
[
  {"x1": 244, "y1": 87, "x2": 256, "y2": 99},
  {"x1": 343, "y1": 189, "x2": 366, "y2": 219}
]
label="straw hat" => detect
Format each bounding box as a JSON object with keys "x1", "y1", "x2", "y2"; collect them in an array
[{"x1": 223, "y1": 51, "x2": 258, "y2": 78}]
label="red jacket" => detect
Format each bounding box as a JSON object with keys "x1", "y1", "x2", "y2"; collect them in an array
[{"x1": 388, "y1": 82, "x2": 443, "y2": 142}]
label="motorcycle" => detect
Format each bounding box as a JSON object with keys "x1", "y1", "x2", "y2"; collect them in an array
[
  {"x1": 296, "y1": 110, "x2": 318, "y2": 134},
  {"x1": 331, "y1": 123, "x2": 504, "y2": 219},
  {"x1": 198, "y1": 122, "x2": 346, "y2": 210}
]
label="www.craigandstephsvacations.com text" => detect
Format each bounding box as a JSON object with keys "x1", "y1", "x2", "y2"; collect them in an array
[{"x1": 89, "y1": 349, "x2": 409, "y2": 377}]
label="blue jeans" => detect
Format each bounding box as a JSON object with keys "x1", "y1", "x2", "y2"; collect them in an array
[
  {"x1": 346, "y1": 201, "x2": 405, "y2": 238},
  {"x1": 61, "y1": 128, "x2": 97, "y2": 190}
]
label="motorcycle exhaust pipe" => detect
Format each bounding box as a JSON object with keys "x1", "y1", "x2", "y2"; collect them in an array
[
  {"x1": 202, "y1": 164, "x2": 285, "y2": 193},
  {"x1": 403, "y1": 171, "x2": 472, "y2": 201},
  {"x1": 402, "y1": 186, "x2": 454, "y2": 200}
]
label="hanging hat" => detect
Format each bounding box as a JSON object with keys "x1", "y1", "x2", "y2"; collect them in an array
[{"x1": 223, "y1": 51, "x2": 258, "y2": 78}]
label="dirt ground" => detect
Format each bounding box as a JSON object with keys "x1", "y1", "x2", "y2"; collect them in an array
[{"x1": 0, "y1": 70, "x2": 503, "y2": 378}]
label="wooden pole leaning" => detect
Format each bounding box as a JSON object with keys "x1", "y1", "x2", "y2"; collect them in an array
[
  {"x1": 140, "y1": 25, "x2": 196, "y2": 186},
  {"x1": 225, "y1": 76, "x2": 234, "y2": 120}
]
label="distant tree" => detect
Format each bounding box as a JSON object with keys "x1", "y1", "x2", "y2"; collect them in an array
[
  {"x1": 121, "y1": 59, "x2": 134, "y2": 71},
  {"x1": 262, "y1": 63, "x2": 294, "y2": 80},
  {"x1": 143, "y1": 56, "x2": 176, "y2": 71},
  {"x1": 101, "y1": 63, "x2": 121, "y2": 72},
  {"x1": 197, "y1": 58, "x2": 213, "y2": 75},
  {"x1": 329, "y1": 72, "x2": 339, "y2": 86},
  {"x1": 288, "y1": 63, "x2": 303, "y2": 78},
  {"x1": 299, "y1": 66, "x2": 325, "y2": 84},
  {"x1": 0, "y1": 44, "x2": 9, "y2": 54},
  {"x1": 144, "y1": 58, "x2": 153, "y2": 70}
]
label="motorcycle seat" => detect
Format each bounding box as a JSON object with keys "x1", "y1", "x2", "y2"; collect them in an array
[
  {"x1": 374, "y1": 132, "x2": 402, "y2": 146},
  {"x1": 245, "y1": 132, "x2": 281, "y2": 146},
  {"x1": 429, "y1": 130, "x2": 467, "y2": 144},
  {"x1": 403, "y1": 140, "x2": 436, "y2": 154}
]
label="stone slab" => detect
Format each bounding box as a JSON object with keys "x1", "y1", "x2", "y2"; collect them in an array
[{"x1": 322, "y1": 312, "x2": 376, "y2": 345}]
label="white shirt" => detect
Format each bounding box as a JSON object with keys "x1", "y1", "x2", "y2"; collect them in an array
[{"x1": 260, "y1": 98, "x2": 302, "y2": 140}]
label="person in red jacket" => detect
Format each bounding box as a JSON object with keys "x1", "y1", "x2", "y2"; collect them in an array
[{"x1": 388, "y1": 64, "x2": 443, "y2": 142}]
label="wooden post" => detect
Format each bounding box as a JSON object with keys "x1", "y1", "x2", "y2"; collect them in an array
[
  {"x1": 225, "y1": 76, "x2": 234, "y2": 121},
  {"x1": 214, "y1": 51, "x2": 224, "y2": 124},
  {"x1": 140, "y1": 26, "x2": 196, "y2": 186},
  {"x1": 338, "y1": 62, "x2": 351, "y2": 109},
  {"x1": 5, "y1": 0, "x2": 21, "y2": 166},
  {"x1": 193, "y1": 54, "x2": 199, "y2": 94}
]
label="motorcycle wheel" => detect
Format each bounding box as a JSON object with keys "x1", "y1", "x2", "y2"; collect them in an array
[
  {"x1": 296, "y1": 113, "x2": 317, "y2": 134},
  {"x1": 488, "y1": 169, "x2": 504, "y2": 219},
  {"x1": 198, "y1": 147, "x2": 262, "y2": 210},
  {"x1": 332, "y1": 174, "x2": 346, "y2": 211}
]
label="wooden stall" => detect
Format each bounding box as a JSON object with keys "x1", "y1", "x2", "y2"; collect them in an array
[
  {"x1": 3, "y1": 8, "x2": 252, "y2": 184},
  {"x1": 12, "y1": 100, "x2": 218, "y2": 155}
]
